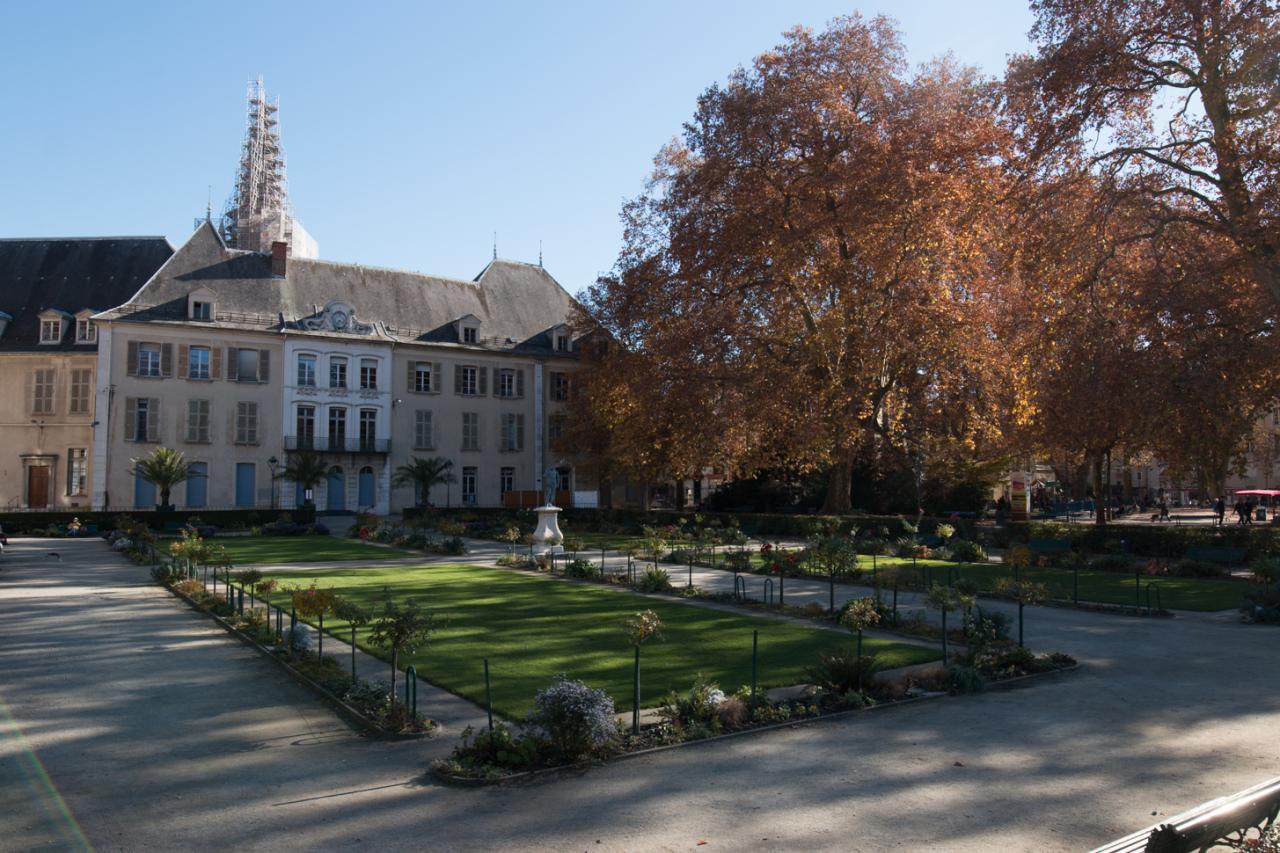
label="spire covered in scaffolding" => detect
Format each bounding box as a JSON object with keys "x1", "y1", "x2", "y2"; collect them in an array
[{"x1": 217, "y1": 78, "x2": 317, "y2": 259}]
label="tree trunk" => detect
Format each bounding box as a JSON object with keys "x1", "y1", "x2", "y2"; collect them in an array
[
  {"x1": 1093, "y1": 453, "x2": 1107, "y2": 527},
  {"x1": 821, "y1": 454, "x2": 853, "y2": 515}
]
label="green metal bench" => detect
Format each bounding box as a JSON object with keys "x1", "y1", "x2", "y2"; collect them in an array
[{"x1": 1184, "y1": 545, "x2": 1247, "y2": 565}]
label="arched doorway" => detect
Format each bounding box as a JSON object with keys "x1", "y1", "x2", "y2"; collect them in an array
[
  {"x1": 326, "y1": 467, "x2": 345, "y2": 512},
  {"x1": 357, "y1": 466, "x2": 375, "y2": 508}
]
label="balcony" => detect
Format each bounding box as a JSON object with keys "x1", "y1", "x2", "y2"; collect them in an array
[{"x1": 284, "y1": 435, "x2": 390, "y2": 454}]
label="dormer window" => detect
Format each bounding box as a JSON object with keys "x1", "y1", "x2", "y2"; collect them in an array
[
  {"x1": 555, "y1": 333, "x2": 571, "y2": 352},
  {"x1": 39, "y1": 318, "x2": 63, "y2": 344},
  {"x1": 463, "y1": 327, "x2": 478, "y2": 344},
  {"x1": 187, "y1": 289, "x2": 216, "y2": 322},
  {"x1": 191, "y1": 301, "x2": 212, "y2": 321},
  {"x1": 455, "y1": 314, "x2": 481, "y2": 345},
  {"x1": 76, "y1": 318, "x2": 96, "y2": 343}
]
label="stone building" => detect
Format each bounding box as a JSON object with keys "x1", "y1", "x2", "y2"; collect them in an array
[
  {"x1": 91, "y1": 222, "x2": 589, "y2": 512},
  {"x1": 0, "y1": 237, "x2": 173, "y2": 509}
]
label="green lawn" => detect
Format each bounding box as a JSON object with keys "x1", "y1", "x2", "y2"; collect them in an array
[
  {"x1": 732, "y1": 554, "x2": 1254, "y2": 612},
  {"x1": 260, "y1": 563, "x2": 938, "y2": 718},
  {"x1": 214, "y1": 535, "x2": 406, "y2": 565}
]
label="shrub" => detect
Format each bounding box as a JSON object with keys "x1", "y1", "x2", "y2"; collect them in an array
[
  {"x1": 949, "y1": 540, "x2": 986, "y2": 563},
  {"x1": 635, "y1": 567, "x2": 673, "y2": 593},
  {"x1": 448, "y1": 722, "x2": 542, "y2": 772},
  {"x1": 658, "y1": 674, "x2": 726, "y2": 731},
  {"x1": 281, "y1": 623, "x2": 313, "y2": 651},
  {"x1": 563, "y1": 559, "x2": 598, "y2": 579},
  {"x1": 1090, "y1": 553, "x2": 1136, "y2": 573},
  {"x1": 173, "y1": 578, "x2": 204, "y2": 598},
  {"x1": 1169, "y1": 559, "x2": 1228, "y2": 578},
  {"x1": 805, "y1": 652, "x2": 886, "y2": 695},
  {"x1": 524, "y1": 676, "x2": 618, "y2": 762},
  {"x1": 713, "y1": 696, "x2": 748, "y2": 731},
  {"x1": 150, "y1": 563, "x2": 178, "y2": 585},
  {"x1": 944, "y1": 664, "x2": 986, "y2": 694}
]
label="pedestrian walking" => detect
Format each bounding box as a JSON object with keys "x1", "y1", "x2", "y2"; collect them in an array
[{"x1": 1215, "y1": 496, "x2": 1226, "y2": 526}]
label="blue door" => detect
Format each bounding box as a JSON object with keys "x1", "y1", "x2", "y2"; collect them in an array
[
  {"x1": 326, "y1": 467, "x2": 345, "y2": 511},
  {"x1": 134, "y1": 468, "x2": 156, "y2": 509},
  {"x1": 358, "y1": 466, "x2": 375, "y2": 508},
  {"x1": 295, "y1": 480, "x2": 308, "y2": 507},
  {"x1": 235, "y1": 463, "x2": 256, "y2": 508},
  {"x1": 186, "y1": 463, "x2": 208, "y2": 508}
]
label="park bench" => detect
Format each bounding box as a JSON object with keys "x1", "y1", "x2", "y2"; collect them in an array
[
  {"x1": 1183, "y1": 545, "x2": 1247, "y2": 565},
  {"x1": 1028, "y1": 538, "x2": 1072, "y2": 557}
]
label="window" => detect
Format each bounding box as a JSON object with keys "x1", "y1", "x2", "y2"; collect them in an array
[
  {"x1": 358, "y1": 409, "x2": 378, "y2": 450},
  {"x1": 31, "y1": 369, "x2": 54, "y2": 415},
  {"x1": 500, "y1": 467, "x2": 514, "y2": 497},
  {"x1": 188, "y1": 346, "x2": 211, "y2": 380},
  {"x1": 461, "y1": 466, "x2": 477, "y2": 505},
  {"x1": 186, "y1": 400, "x2": 211, "y2": 443},
  {"x1": 296, "y1": 405, "x2": 316, "y2": 448},
  {"x1": 297, "y1": 354, "x2": 317, "y2": 387},
  {"x1": 462, "y1": 412, "x2": 479, "y2": 451},
  {"x1": 329, "y1": 357, "x2": 347, "y2": 389},
  {"x1": 191, "y1": 301, "x2": 211, "y2": 321},
  {"x1": 501, "y1": 413, "x2": 525, "y2": 451},
  {"x1": 413, "y1": 362, "x2": 433, "y2": 393},
  {"x1": 69, "y1": 368, "x2": 91, "y2": 415},
  {"x1": 67, "y1": 449, "x2": 87, "y2": 496},
  {"x1": 235, "y1": 402, "x2": 259, "y2": 445},
  {"x1": 359, "y1": 358, "x2": 378, "y2": 390},
  {"x1": 328, "y1": 407, "x2": 347, "y2": 450},
  {"x1": 39, "y1": 318, "x2": 62, "y2": 344},
  {"x1": 555, "y1": 333, "x2": 570, "y2": 352},
  {"x1": 497, "y1": 368, "x2": 524, "y2": 399},
  {"x1": 126, "y1": 397, "x2": 157, "y2": 442},
  {"x1": 549, "y1": 371, "x2": 569, "y2": 402},
  {"x1": 415, "y1": 410, "x2": 433, "y2": 449},
  {"x1": 235, "y1": 348, "x2": 261, "y2": 382},
  {"x1": 463, "y1": 326, "x2": 478, "y2": 344},
  {"x1": 76, "y1": 318, "x2": 95, "y2": 343},
  {"x1": 458, "y1": 365, "x2": 478, "y2": 396},
  {"x1": 138, "y1": 343, "x2": 162, "y2": 377},
  {"x1": 548, "y1": 413, "x2": 567, "y2": 443}
]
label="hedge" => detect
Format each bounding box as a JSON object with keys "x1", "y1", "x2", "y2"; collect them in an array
[
  {"x1": 0, "y1": 506, "x2": 314, "y2": 535},
  {"x1": 1001, "y1": 520, "x2": 1279, "y2": 560}
]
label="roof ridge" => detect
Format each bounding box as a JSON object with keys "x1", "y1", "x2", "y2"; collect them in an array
[{"x1": 0, "y1": 236, "x2": 170, "y2": 242}]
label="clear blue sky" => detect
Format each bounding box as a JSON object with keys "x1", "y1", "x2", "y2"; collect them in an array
[{"x1": 0, "y1": 1, "x2": 1033, "y2": 297}]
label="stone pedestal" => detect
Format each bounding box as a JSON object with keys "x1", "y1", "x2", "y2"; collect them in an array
[{"x1": 532, "y1": 505, "x2": 564, "y2": 555}]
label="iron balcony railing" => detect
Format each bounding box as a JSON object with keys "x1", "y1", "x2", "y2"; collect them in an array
[{"x1": 283, "y1": 435, "x2": 390, "y2": 453}]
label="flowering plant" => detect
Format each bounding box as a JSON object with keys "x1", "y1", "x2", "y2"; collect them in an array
[{"x1": 525, "y1": 676, "x2": 618, "y2": 761}]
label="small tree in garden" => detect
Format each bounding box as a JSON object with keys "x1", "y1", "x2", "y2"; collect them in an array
[
  {"x1": 392, "y1": 456, "x2": 456, "y2": 507},
  {"x1": 995, "y1": 578, "x2": 1048, "y2": 648},
  {"x1": 332, "y1": 596, "x2": 370, "y2": 681},
  {"x1": 237, "y1": 569, "x2": 264, "y2": 610},
  {"x1": 498, "y1": 525, "x2": 522, "y2": 557},
  {"x1": 169, "y1": 527, "x2": 209, "y2": 578},
  {"x1": 367, "y1": 590, "x2": 444, "y2": 696},
  {"x1": 277, "y1": 451, "x2": 327, "y2": 507},
  {"x1": 641, "y1": 528, "x2": 668, "y2": 571},
  {"x1": 292, "y1": 583, "x2": 338, "y2": 659},
  {"x1": 841, "y1": 597, "x2": 881, "y2": 690},
  {"x1": 622, "y1": 609, "x2": 664, "y2": 734},
  {"x1": 935, "y1": 524, "x2": 956, "y2": 542},
  {"x1": 1005, "y1": 545, "x2": 1032, "y2": 579},
  {"x1": 1251, "y1": 557, "x2": 1280, "y2": 596},
  {"x1": 925, "y1": 586, "x2": 965, "y2": 665}
]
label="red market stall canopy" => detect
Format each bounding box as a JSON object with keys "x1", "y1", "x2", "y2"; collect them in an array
[{"x1": 1235, "y1": 489, "x2": 1280, "y2": 496}]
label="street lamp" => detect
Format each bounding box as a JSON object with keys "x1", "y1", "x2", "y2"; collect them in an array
[{"x1": 267, "y1": 456, "x2": 279, "y2": 509}]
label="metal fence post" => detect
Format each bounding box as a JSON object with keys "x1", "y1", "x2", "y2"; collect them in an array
[
  {"x1": 484, "y1": 657, "x2": 494, "y2": 732},
  {"x1": 751, "y1": 629, "x2": 758, "y2": 706},
  {"x1": 404, "y1": 665, "x2": 418, "y2": 718}
]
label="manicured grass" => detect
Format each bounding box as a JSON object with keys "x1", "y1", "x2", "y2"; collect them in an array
[
  {"x1": 737, "y1": 554, "x2": 1254, "y2": 612},
  {"x1": 261, "y1": 563, "x2": 938, "y2": 718},
  {"x1": 214, "y1": 535, "x2": 406, "y2": 565}
]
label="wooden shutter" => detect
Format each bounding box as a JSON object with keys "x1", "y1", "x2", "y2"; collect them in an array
[
  {"x1": 178, "y1": 344, "x2": 189, "y2": 379},
  {"x1": 160, "y1": 343, "x2": 173, "y2": 377},
  {"x1": 146, "y1": 398, "x2": 160, "y2": 442},
  {"x1": 126, "y1": 341, "x2": 139, "y2": 377},
  {"x1": 454, "y1": 364, "x2": 463, "y2": 394},
  {"x1": 406, "y1": 361, "x2": 416, "y2": 392},
  {"x1": 433, "y1": 363, "x2": 443, "y2": 393},
  {"x1": 479, "y1": 367, "x2": 488, "y2": 396},
  {"x1": 516, "y1": 369, "x2": 525, "y2": 398},
  {"x1": 125, "y1": 398, "x2": 137, "y2": 441},
  {"x1": 258, "y1": 350, "x2": 270, "y2": 383},
  {"x1": 211, "y1": 346, "x2": 222, "y2": 380},
  {"x1": 227, "y1": 348, "x2": 239, "y2": 381},
  {"x1": 517, "y1": 414, "x2": 525, "y2": 451}
]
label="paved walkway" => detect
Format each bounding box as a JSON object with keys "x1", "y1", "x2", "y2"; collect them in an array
[{"x1": 2, "y1": 536, "x2": 1278, "y2": 851}]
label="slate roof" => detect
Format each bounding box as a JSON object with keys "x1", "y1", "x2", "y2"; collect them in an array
[
  {"x1": 101, "y1": 222, "x2": 581, "y2": 353},
  {"x1": 0, "y1": 237, "x2": 174, "y2": 351}
]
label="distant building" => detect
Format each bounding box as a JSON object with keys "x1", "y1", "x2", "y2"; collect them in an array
[{"x1": 0, "y1": 236, "x2": 173, "y2": 508}]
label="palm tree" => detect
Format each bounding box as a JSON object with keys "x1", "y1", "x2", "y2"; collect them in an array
[
  {"x1": 278, "y1": 451, "x2": 328, "y2": 507},
  {"x1": 132, "y1": 447, "x2": 200, "y2": 511},
  {"x1": 392, "y1": 456, "x2": 456, "y2": 507}
]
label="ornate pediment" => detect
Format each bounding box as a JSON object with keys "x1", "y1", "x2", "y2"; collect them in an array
[{"x1": 297, "y1": 301, "x2": 373, "y2": 335}]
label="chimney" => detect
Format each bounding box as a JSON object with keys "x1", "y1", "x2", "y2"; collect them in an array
[{"x1": 271, "y1": 241, "x2": 288, "y2": 277}]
